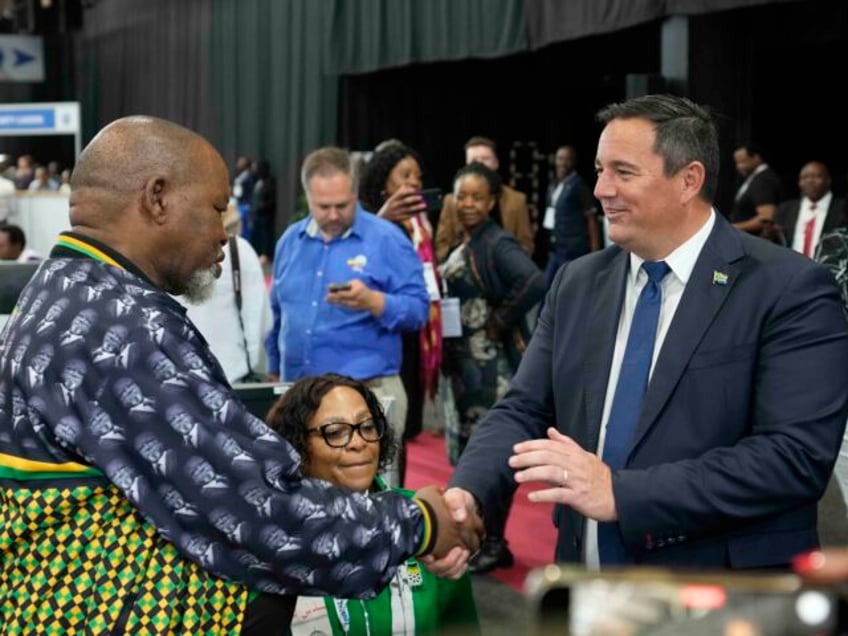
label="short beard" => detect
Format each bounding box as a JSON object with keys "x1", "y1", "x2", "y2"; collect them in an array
[{"x1": 181, "y1": 266, "x2": 218, "y2": 304}]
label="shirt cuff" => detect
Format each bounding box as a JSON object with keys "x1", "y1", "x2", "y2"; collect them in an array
[{"x1": 411, "y1": 496, "x2": 438, "y2": 556}]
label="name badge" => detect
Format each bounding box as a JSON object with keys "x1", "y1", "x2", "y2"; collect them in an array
[
  {"x1": 422, "y1": 262, "x2": 441, "y2": 301},
  {"x1": 441, "y1": 297, "x2": 462, "y2": 338}
]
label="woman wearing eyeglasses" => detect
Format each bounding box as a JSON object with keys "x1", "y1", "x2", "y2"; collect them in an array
[{"x1": 265, "y1": 373, "x2": 479, "y2": 636}]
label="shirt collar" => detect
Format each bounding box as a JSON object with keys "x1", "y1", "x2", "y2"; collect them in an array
[
  {"x1": 303, "y1": 204, "x2": 364, "y2": 241},
  {"x1": 628, "y1": 209, "x2": 716, "y2": 286},
  {"x1": 50, "y1": 231, "x2": 155, "y2": 285},
  {"x1": 804, "y1": 192, "x2": 832, "y2": 214}
]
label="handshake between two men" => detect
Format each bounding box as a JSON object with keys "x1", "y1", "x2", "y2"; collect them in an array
[
  {"x1": 413, "y1": 485, "x2": 485, "y2": 579},
  {"x1": 415, "y1": 427, "x2": 622, "y2": 578}
]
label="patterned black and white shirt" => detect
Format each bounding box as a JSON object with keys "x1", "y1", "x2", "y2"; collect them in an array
[{"x1": 0, "y1": 232, "x2": 435, "y2": 599}]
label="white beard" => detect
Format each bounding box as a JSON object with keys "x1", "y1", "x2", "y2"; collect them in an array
[{"x1": 182, "y1": 266, "x2": 218, "y2": 304}]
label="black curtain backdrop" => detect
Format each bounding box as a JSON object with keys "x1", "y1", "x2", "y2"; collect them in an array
[
  {"x1": 66, "y1": 0, "x2": 845, "y2": 235},
  {"x1": 686, "y1": 0, "x2": 848, "y2": 214},
  {"x1": 523, "y1": 0, "x2": 801, "y2": 49},
  {"x1": 326, "y1": 0, "x2": 527, "y2": 74},
  {"x1": 342, "y1": 0, "x2": 848, "y2": 225},
  {"x1": 338, "y1": 19, "x2": 661, "y2": 233},
  {"x1": 76, "y1": 0, "x2": 214, "y2": 141},
  {"x1": 74, "y1": 0, "x2": 528, "y2": 233}
]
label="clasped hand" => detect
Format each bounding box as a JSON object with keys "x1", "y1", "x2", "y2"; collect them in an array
[{"x1": 414, "y1": 485, "x2": 484, "y2": 579}]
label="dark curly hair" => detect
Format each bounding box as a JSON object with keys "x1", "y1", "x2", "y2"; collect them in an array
[
  {"x1": 453, "y1": 161, "x2": 502, "y2": 199},
  {"x1": 264, "y1": 373, "x2": 397, "y2": 477},
  {"x1": 358, "y1": 143, "x2": 424, "y2": 213}
]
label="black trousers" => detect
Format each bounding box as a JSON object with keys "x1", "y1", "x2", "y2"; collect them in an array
[
  {"x1": 400, "y1": 329, "x2": 423, "y2": 440},
  {"x1": 241, "y1": 593, "x2": 296, "y2": 635}
]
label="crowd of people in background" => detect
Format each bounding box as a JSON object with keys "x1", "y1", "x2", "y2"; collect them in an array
[
  {"x1": 0, "y1": 153, "x2": 71, "y2": 193},
  {"x1": 0, "y1": 153, "x2": 72, "y2": 259},
  {"x1": 229, "y1": 154, "x2": 277, "y2": 265}
]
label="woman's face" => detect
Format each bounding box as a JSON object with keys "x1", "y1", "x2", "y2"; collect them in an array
[
  {"x1": 454, "y1": 174, "x2": 495, "y2": 230},
  {"x1": 384, "y1": 156, "x2": 422, "y2": 198},
  {"x1": 304, "y1": 386, "x2": 380, "y2": 492}
]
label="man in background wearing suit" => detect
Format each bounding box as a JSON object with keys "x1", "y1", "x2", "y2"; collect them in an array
[
  {"x1": 435, "y1": 136, "x2": 534, "y2": 261},
  {"x1": 432, "y1": 94, "x2": 848, "y2": 571},
  {"x1": 542, "y1": 145, "x2": 601, "y2": 286},
  {"x1": 774, "y1": 161, "x2": 846, "y2": 256}
]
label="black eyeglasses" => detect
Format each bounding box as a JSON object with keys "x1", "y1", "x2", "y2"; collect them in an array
[{"x1": 307, "y1": 419, "x2": 385, "y2": 448}]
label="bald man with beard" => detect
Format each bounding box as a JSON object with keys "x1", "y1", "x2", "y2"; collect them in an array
[{"x1": 0, "y1": 116, "x2": 480, "y2": 634}]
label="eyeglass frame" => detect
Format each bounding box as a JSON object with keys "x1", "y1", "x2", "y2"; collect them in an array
[{"x1": 306, "y1": 418, "x2": 386, "y2": 448}]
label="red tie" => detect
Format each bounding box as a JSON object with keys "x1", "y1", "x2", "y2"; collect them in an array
[{"x1": 803, "y1": 203, "x2": 817, "y2": 258}]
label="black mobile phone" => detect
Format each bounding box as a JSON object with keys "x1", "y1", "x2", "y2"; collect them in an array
[
  {"x1": 327, "y1": 282, "x2": 352, "y2": 293},
  {"x1": 419, "y1": 187, "x2": 443, "y2": 212}
]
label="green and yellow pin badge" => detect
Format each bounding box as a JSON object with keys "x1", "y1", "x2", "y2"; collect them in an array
[{"x1": 712, "y1": 270, "x2": 728, "y2": 286}]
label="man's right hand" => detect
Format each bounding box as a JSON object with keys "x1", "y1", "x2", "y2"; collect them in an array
[
  {"x1": 417, "y1": 487, "x2": 484, "y2": 578},
  {"x1": 414, "y1": 485, "x2": 483, "y2": 561}
]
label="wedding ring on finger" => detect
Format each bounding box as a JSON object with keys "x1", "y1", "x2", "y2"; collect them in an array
[{"x1": 561, "y1": 469, "x2": 569, "y2": 487}]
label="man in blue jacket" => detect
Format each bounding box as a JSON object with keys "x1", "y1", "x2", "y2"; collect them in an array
[{"x1": 435, "y1": 94, "x2": 848, "y2": 572}]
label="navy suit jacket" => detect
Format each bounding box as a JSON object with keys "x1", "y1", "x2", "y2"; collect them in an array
[
  {"x1": 451, "y1": 214, "x2": 848, "y2": 569},
  {"x1": 547, "y1": 173, "x2": 597, "y2": 262}
]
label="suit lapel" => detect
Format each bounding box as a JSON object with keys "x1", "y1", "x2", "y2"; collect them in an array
[
  {"x1": 582, "y1": 251, "x2": 628, "y2": 451},
  {"x1": 629, "y1": 217, "x2": 746, "y2": 457},
  {"x1": 786, "y1": 202, "x2": 801, "y2": 238},
  {"x1": 824, "y1": 199, "x2": 842, "y2": 233}
]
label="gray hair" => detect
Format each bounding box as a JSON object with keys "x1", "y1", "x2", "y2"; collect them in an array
[{"x1": 300, "y1": 146, "x2": 357, "y2": 195}]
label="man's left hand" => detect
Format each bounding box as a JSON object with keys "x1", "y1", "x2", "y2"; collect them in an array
[
  {"x1": 326, "y1": 279, "x2": 385, "y2": 316},
  {"x1": 509, "y1": 427, "x2": 617, "y2": 522}
]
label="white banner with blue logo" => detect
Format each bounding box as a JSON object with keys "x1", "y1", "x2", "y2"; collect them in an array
[{"x1": 0, "y1": 101, "x2": 82, "y2": 157}]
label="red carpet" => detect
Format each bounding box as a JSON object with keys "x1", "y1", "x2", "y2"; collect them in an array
[{"x1": 405, "y1": 432, "x2": 558, "y2": 592}]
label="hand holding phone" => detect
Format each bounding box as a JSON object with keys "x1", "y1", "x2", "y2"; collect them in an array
[
  {"x1": 378, "y1": 185, "x2": 427, "y2": 222},
  {"x1": 326, "y1": 279, "x2": 385, "y2": 316},
  {"x1": 419, "y1": 187, "x2": 443, "y2": 213}
]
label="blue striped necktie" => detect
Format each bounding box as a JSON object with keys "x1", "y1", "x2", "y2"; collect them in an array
[{"x1": 598, "y1": 260, "x2": 671, "y2": 566}]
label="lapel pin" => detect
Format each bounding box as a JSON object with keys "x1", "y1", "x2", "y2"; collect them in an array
[{"x1": 712, "y1": 270, "x2": 728, "y2": 286}]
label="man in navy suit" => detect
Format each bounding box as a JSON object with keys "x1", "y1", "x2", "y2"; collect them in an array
[
  {"x1": 431, "y1": 94, "x2": 848, "y2": 571},
  {"x1": 543, "y1": 145, "x2": 601, "y2": 286},
  {"x1": 773, "y1": 161, "x2": 846, "y2": 256}
]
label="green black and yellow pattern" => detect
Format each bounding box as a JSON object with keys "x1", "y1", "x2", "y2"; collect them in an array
[{"x1": 0, "y1": 482, "x2": 248, "y2": 634}]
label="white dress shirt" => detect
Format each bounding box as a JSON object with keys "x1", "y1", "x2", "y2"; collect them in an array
[
  {"x1": 791, "y1": 192, "x2": 832, "y2": 257},
  {"x1": 585, "y1": 210, "x2": 716, "y2": 569},
  {"x1": 180, "y1": 236, "x2": 272, "y2": 383}
]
